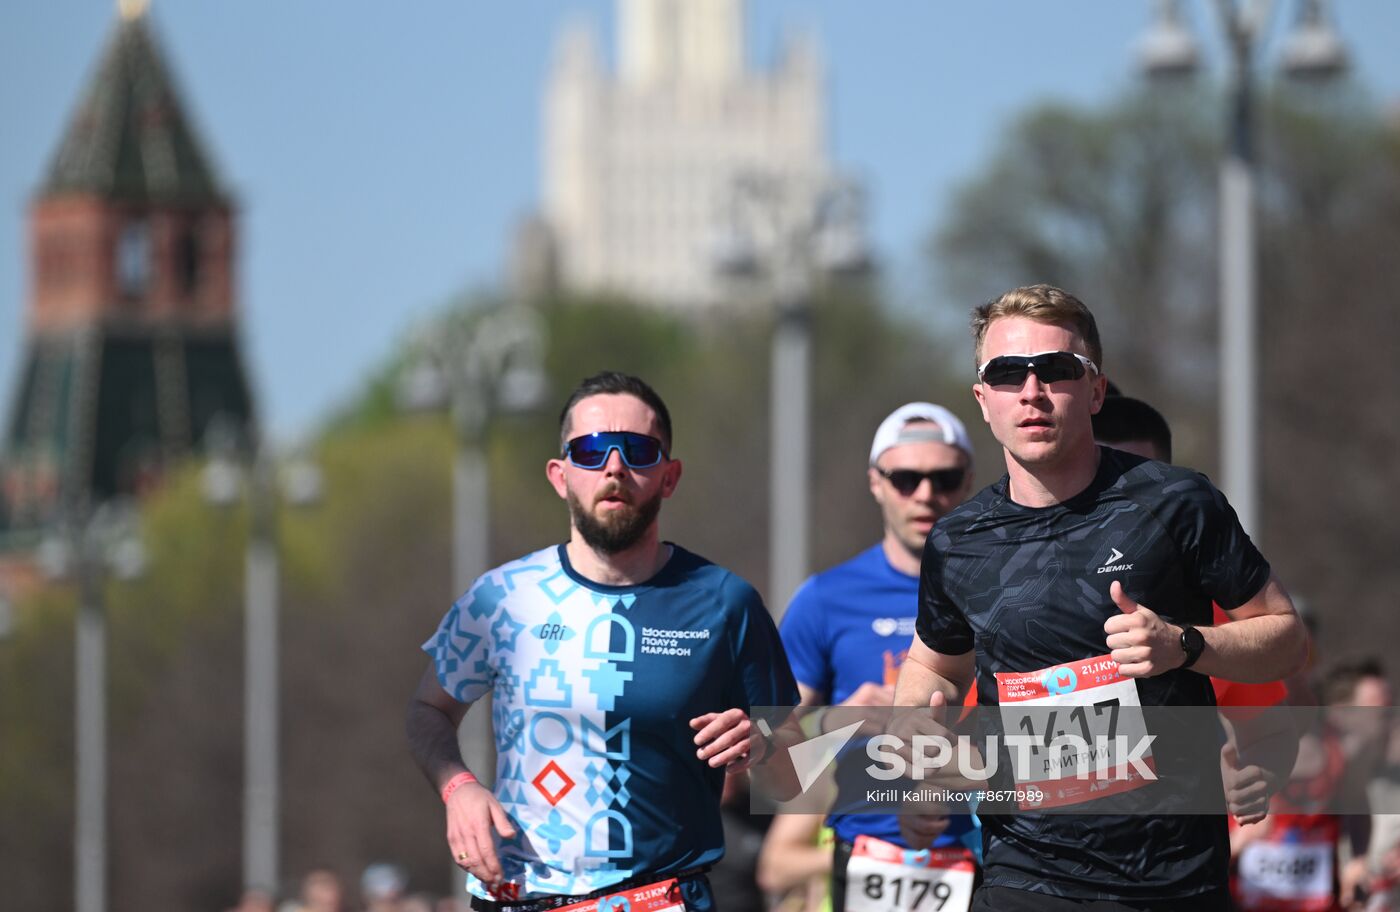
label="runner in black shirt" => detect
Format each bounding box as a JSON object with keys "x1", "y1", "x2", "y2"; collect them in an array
[{"x1": 893, "y1": 285, "x2": 1309, "y2": 910}]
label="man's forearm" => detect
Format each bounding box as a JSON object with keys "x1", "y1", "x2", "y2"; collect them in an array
[
  {"x1": 750, "y1": 745, "x2": 801, "y2": 803},
  {"x1": 893, "y1": 654, "x2": 964, "y2": 707},
  {"x1": 1230, "y1": 713, "x2": 1300, "y2": 789},
  {"x1": 406, "y1": 698, "x2": 469, "y2": 789},
  {"x1": 743, "y1": 714, "x2": 804, "y2": 803},
  {"x1": 891, "y1": 648, "x2": 982, "y2": 792},
  {"x1": 1196, "y1": 613, "x2": 1308, "y2": 683},
  {"x1": 757, "y1": 838, "x2": 831, "y2": 893}
]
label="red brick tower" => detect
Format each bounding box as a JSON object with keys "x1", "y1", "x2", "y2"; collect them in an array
[{"x1": 1, "y1": 3, "x2": 255, "y2": 538}]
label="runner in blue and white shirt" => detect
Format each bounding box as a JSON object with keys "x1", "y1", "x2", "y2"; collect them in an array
[{"x1": 408, "y1": 371, "x2": 799, "y2": 912}]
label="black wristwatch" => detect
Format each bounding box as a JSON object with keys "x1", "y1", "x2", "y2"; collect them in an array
[{"x1": 1179, "y1": 625, "x2": 1205, "y2": 669}]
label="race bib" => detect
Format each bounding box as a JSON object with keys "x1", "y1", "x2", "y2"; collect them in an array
[
  {"x1": 554, "y1": 879, "x2": 685, "y2": 912},
  {"x1": 995, "y1": 653, "x2": 1155, "y2": 809},
  {"x1": 1236, "y1": 841, "x2": 1333, "y2": 912},
  {"x1": 844, "y1": 835, "x2": 975, "y2": 912}
]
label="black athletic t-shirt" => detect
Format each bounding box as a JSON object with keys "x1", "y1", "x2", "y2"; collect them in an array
[{"x1": 916, "y1": 446, "x2": 1272, "y2": 901}]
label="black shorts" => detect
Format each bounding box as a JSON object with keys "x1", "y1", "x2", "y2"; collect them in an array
[{"x1": 970, "y1": 885, "x2": 1231, "y2": 912}]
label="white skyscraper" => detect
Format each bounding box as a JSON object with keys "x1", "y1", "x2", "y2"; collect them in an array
[{"x1": 536, "y1": 0, "x2": 848, "y2": 308}]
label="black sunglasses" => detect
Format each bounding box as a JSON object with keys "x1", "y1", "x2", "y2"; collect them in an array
[
  {"x1": 876, "y1": 466, "x2": 966, "y2": 496},
  {"x1": 977, "y1": 350, "x2": 1098, "y2": 388},
  {"x1": 563, "y1": 431, "x2": 668, "y2": 469}
]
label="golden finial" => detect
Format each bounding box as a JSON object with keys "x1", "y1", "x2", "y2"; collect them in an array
[{"x1": 118, "y1": 0, "x2": 149, "y2": 21}]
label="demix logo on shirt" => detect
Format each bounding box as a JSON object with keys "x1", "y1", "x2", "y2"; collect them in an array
[{"x1": 1097, "y1": 547, "x2": 1135, "y2": 574}]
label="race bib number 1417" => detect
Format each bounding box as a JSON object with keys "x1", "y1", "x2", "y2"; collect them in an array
[{"x1": 995, "y1": 653, "x2": 1156, "y2": 809}]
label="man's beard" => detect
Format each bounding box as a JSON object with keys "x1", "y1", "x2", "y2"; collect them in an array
[{"x1": 567, "y1": 484, "x2": 663, "y2": 555}]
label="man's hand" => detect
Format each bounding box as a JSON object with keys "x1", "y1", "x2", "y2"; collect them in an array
[
  {"x1": 823, "y1": 682, "x2": 896, "y2": 737},
  {"x1": 446, "y1": 781, "x2": 516, "y2": 888},
  {"x1": 887, "y1": 690, "x2": 954, "y2": 761},
  {"x1": 844, "y1": 682, "x2": 896, "y2": 707},
  {"x1": 1104, "y1": 581, "x2": 1184, "y2": 678},
  {"x1": 894, "y1": 696, "x2": 955, "y2": 849},
  {"x1": 899, "y1": 813, "x2": 952, "y2": 851},
  {"x1": 1221, "y1": 743, "x2": 1274, "y2": 826},
  {"x1": 886, "y1": 691, "x2": 982, "y2": 790},
  {"x1": 691, "y1": 708, "x2": 754, "y2": 770}
]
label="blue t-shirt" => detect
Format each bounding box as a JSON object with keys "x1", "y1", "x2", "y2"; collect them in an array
[
  {"x1": 781, "y1": 544, "x2": 978, "y2": 853},
  {"x1": 423, "y1": 543, "x2": 799, "y2": 900}
]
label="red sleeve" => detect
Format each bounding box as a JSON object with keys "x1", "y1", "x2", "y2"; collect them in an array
[
  {"x1": 955, "y1": 685, "x2": 978, "y2": 723},
  {"x1": 1210, "y1": 603, "x2": 1287, "y2": 717}
]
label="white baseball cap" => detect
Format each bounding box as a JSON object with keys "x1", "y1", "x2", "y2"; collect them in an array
[{"x1": 869, "y1": 402, "x2": 973, "y2": 466}]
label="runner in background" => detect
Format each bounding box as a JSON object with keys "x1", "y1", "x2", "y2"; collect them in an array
[
  {"x1": 771, "y1": 404, "x2": 981, "y2": 912},
  {"x1": 1230, "y1": 660, "x2": 1389, "y2": 911},
  {"x1": 756, "y1": 815, "x2": 835, "y2": 912}
]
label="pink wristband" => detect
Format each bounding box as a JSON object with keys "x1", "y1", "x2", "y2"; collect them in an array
[{"x1": 440, "y1": 771, "x2": 478, "y2": 804}]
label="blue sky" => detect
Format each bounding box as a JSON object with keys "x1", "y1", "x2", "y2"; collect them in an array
[{"x1": 3, "y1": 1, "x2": 1398, "y2": 439}]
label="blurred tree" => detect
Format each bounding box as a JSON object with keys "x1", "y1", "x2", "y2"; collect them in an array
[
  {"x1": 0, "y1": 588, "x2": 78, "y2": 912},
  {"x1": 1252, "y1": 90, "x2": 1400, "y2": 662},
  {"x1": 931, "y1": 81, "x2": 1400, "y2": 667},
  {"x1": 934, "y1": 89, "x2": 1219, "y2": 468}
]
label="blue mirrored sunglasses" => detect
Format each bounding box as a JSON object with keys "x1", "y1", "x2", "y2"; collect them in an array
[{"x1": 563, "y1": 431, "x2": 668, "y2": 470}]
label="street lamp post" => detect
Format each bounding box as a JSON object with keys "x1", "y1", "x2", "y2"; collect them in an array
[
  {"x1": 769, "y1": 291, "x2": 812, "y2": 625},
  {"x1": 244, "y1": 454, "x2": 280, "y2": 898},
  {"x1": 1218, "y1": 4, "x2": 1261, "y2": 538},
  {"x1": 715, "y1": 173, "x2": 867, "y2": 619},
  {"x1": 400, "y1": 302, "x2": 545, "y2": 760},
  {"x1": 1137, "y1": 0, "x2": 1348, "y2": 537},
  {"x1": 400, "y1": 299, "x2": 545, "y2": 897},
  {"x1": 74, "y1": 551, "x2": 105, "y2": 912},
  {"x1": 0, "y1": 588, "x2": 13, "y2": 640},
  {"x1": 400, "y1": 300, "x2": 547, "y2": 611},
  {"x1": 203, "y1": 436, "x2": 322, "y2": 896},
  {"x1": 38, "y1": 502, "x2": 145, "y2": 912}
]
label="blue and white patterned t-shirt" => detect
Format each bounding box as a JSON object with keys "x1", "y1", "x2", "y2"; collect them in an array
[{"x1": 423, "y1": 543, "x2": 799, "y2": 901}]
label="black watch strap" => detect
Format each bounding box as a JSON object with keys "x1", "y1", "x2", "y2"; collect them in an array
[{"x1": 1179, "y1": 625, "x2": 1205, "y2": 669}]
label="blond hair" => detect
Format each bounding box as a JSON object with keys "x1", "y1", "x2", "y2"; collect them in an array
[{"x1": 971, "y1": 284, "x2": 1103, "y2": 371}]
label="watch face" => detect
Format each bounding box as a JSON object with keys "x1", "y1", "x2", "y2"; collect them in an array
[{"x1": 1182, "y1": 626, "x2": 1205, "y2": 665}]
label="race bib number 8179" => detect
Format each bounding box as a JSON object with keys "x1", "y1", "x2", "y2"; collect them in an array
[{"x1": 844, "y1": 836, "x2": 975, "y2": 912}]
